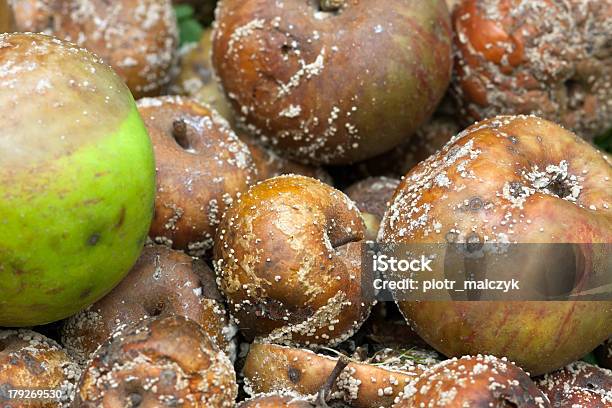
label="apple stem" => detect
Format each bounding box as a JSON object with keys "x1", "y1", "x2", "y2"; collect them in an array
[
  {"x1": 315, "y1": 355, "x2": 350, "y2": 407},
  {"x1": 172, "y1": 119, "x2": 191, "y2": 150},
  {"x1": 319, "y1": 0, "x2": 344, "y2": 12}
]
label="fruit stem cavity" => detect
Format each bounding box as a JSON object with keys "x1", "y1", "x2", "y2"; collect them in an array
[
  {"x1": 172, "y1": 119, "x2": 191, "y2": 150},
  {"x1": 319, "y1": 0, "x2": 344, "y2": 12}
]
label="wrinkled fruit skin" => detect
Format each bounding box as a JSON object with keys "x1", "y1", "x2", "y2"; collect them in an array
[
  {"x1": 61, "y1": 244, "x2": 236, "y2": 365},
  {"x1": 137, "y1": 96, "x2": 257, "y2": 257},
  {"x1": 212, "y1": 0, "x2": 452, "y2": 164},
  {"x1": 392, "y1": 355, "x2": 550, "y2": 407},
  {"x1": 452, "y1": 0, "x2": 612, "y2": 139},
  {"x1": 10, "y1": 0, "x2": 178, "y2": 98},
  {"x1": 535, "y1": 361, "x2": 612, "y2": 407},
  {"x1": 214, "y1": 175, "x2": 372, "y2": 346},
  {"x1": 76, "y1": 315, "x2": 238, "y2": 407},
  {"x1": 380, "y1": 115, "x2": 612, "y2": 375},
  {"x1": 0, "y1": 330, "x2": 81, "y2": 408},
  {"x1": 243, "y1": 343, "x2": 438, "y2": 408},
  {"x1": 0, "y1": 34, "x2": 156, "y2": 327}
]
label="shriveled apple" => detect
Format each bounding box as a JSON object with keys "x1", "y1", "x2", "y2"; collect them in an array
[
  {"x1": 243, "y1": 343, "x2": 440, "y2": 407},
  {"x1": 214, "y1": 175, "x2": 373, "y2": 346}
]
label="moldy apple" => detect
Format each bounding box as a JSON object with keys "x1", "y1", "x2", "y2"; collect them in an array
[
  {"x1": 212, "y1": 0, "x2": 453, "y2": 164},
  {"x1": 452, "y1": 0, "x2": 611, "y2": 139},
  {"x1": 214, "y1": 175, "x2": 373, "y2": 346},
  {"x1": 380, "y1": 115, "x2": 612, "y2": 375},
  {"x1": 9, "y1": 0, "x2": 179, "y2": 98}
]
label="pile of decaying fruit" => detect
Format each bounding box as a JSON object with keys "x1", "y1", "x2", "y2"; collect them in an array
[{"x1": 0, "y1": 0, "x2": 611, "y2": 407}]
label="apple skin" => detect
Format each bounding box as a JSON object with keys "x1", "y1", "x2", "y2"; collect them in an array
[
  {"x1": 212, "y1": 0, "x2": 452, "y2": 164},
  {"x1": 0, "y1": 34, "x2": 156, "y2": 327},
  {"x1": 0, "y1": 0, "x2": 13, "y2": 32},
  {"x1": 380, "y1": 115, "x2": 612, "y2": 376}
]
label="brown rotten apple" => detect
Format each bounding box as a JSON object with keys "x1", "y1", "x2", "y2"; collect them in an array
[
  {"x1": 137, "y1": 96, "x2": 257, "y2": 256},
  {"x1": 212, "y1": 0, "x2": 452, "y2": 164},
  {"x1": 392, "y1": 355, "x2": 550, "y2": 407},
  {"x1": 214, "y1": 175, "x2": 372, "y2": 346},
  {"x1": 0, "y1": 330, "x2": 81, "y2": 408},
  {"x1": 76, "y1": 315, "x2": 237, "y2": 407},
  {"x1": 61, "y1": 244, "x2": 236, "y2": 365},
  {"x1": 243, "y1": 343, "x2": 440, "y2": 408},
  {"x1": 536, "y1": 361, "x2": 612, "y2": 407},
  {"x1": 452, "y1": 0, "x2": 612, "y2": 139},
  {"x1": 380, "y1": 115, "x2": 612, "y2": 375},
  {"x1": 10, "y1": 0, "x2": 178, "y2": 98}
]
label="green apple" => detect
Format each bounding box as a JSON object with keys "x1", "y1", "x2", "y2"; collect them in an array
[{"x1": 0, "y1": 33, "x2": 156, "y2": 326}]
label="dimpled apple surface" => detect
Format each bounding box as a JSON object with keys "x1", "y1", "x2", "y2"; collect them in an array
[{"x1": 0, "y1": 34, "x2": 156, "y2": 326}]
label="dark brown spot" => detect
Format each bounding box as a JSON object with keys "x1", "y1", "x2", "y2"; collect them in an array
[
  {"x1": 281, "y1": 44, "x2": 292, "y2": 55},
  {"x1": 115, "y1": 206, "x2": 126, "y2": 229},
  {"x1": 12, "y1": 267, "x2": 25, "y2": 276},
  {"x1": 288, "y1": 366, "x2": 301, "y2": 383},
  {"x1": 148, "y1": 302, "x2": 165, "y2": 317},
  {"x1": 128, "y1": 393, "x2": 142, "y2": 407},
  {"x1": 247, "y1": 298, "x2": 313, "y2": 322},
  {"x1": 87, "y1": 233, "x2": 100, "y2": 246},
  {"x1": 80, "y1": 287, "x2": 93, "y2": 299},
  {"x1": 508, "y1": 182, "x2": 524, "y2": 198},
  {"x1": 546, "y1": 177, "x2": 571, "y2": 198}
]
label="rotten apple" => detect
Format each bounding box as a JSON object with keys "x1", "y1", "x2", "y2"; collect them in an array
[
  {"x1": 213, "y1": 175, "x2": 372, "y2": 346},
  {"x1": 380, "y1": 115, "x2": 612, "y2": 375},
  {"x1": 212, "y1": 0, "x2": 453, "y2": 164}
]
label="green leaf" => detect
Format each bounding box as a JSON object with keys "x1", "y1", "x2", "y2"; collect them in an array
[
  {"x1": 594, "y1": 127, "x2": 612, "y2": 153},
  {"x1": 581, "y1": 352, "x2": 598, "y2": 365},
  {"x1": 179, "y1": 19, "x2": 204, "y2": 46},
  {"x1": 174, "y1": 4, "x2": 195, "y2": 21}
]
